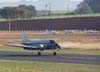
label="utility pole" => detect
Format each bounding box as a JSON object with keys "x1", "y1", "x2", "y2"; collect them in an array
[
  {"x1": 7, "y1": 10, "x2": 11, "y2": 31},
  {"x1": 8, "y1": 19, "x2": 11, "y2": 31},
  {"x1": 48, "y1": 2, "x2": 51, "y2": 16},
  {"x1": 66, "y1": 0, "x2": 70, "y2": 13},
  {"x1": 45, "y1": 4, "x2": 48, "y2": 16}
]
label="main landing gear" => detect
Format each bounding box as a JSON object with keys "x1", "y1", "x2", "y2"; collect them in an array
[
  {"x1": 53, "y1": 52, "x2": 57, "y2": 56},
  {"x1": 38, "y1": 52, "x2": 41, "y2": 56}
]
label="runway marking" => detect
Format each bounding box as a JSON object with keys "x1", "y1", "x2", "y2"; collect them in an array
[{"x1": 61, "y1": 56, "x2": 100, "y2": 60}]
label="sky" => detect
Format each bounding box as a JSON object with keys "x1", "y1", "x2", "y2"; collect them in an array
[{"x1": 0, "y1": 0, "x2": 83, "y2": 11}]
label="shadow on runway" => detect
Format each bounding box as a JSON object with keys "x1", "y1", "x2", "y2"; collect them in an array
[{"x1": 1, "y1": 54, "x2": 59, "y2": 58}]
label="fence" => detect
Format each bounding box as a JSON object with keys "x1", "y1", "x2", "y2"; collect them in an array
[{"x1": 0, "y1": 16, "x2": 100, "y2": 31}]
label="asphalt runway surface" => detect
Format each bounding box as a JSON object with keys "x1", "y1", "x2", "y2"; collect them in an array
[{"x1": 0, "y1": 51, "x2": 100, "y2": 65}]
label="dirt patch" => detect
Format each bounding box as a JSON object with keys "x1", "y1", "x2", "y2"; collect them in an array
[
  {"x1": 0, "y1": 31, "x2": 48, "y2": 37},
  {"x1": 57, "y1": 37, "x2": 100, "y2": 43},
  {"x1": 64, "y1": 43, "x2": 100, "y2": 49}
]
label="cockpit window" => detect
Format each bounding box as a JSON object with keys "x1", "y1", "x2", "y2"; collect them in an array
[{"x1": 49, "y1": 40, "x2": 55, "y2": 44}]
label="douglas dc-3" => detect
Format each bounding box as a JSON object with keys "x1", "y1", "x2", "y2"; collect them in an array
[{"x1": 5, "y1": 32, "x2": 61, "y2": 56}]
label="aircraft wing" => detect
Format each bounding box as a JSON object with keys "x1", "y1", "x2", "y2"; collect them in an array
[{"x1": 3, "y1": 44, "x2": 38, "y2": 49}]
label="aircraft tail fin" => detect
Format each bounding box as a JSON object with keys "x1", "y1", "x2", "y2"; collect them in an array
[{"x1": 22, "y1": 32, "x2": 28, "y2": 43}]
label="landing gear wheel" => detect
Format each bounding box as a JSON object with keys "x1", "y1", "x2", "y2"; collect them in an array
[
  {"x1": 38, "y1": 52, "x2": 41, "y2": 56},
  {"x1": 53, "y1": 52, "x2": 57, "y2": 56}
]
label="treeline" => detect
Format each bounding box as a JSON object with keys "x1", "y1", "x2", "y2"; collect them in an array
[
  {"x1": 75, "y1": 0, "x2": 100, "y2": 14},
  {"x1": 0, "y1": 5, "x2": 36, "y2": 19}
]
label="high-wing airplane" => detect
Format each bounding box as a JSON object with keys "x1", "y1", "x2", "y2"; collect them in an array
[{"x1": 5, "y1": 32, "x2": 61, "y2": 56}]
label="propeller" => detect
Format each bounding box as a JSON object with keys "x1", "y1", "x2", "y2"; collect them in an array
[{"x1": 56, "y1": 40, "x2": 64, "y2": 50}]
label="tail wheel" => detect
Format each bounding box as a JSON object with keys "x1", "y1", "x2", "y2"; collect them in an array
[
  {"x1": 53, "y1": 52, "x2": 57, "y2": 56},
  {"x1": 38, "y1": 52, "x2": 41, "y2": 56}
]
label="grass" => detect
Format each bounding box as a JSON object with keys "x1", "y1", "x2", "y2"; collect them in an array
[
  {"x1": 0, "y1": 13, "x2": 100, "y2": 21},
  {"x1": 26, "y1": 13, "x2": 100, "y2": 19},
  {"x1": 0, "y1": 60, "x2": 100, "y2": 72},
  {"x1": 30, "y1": 13, "x2": 100, "y2": 20},
  {"x1": 0, "y1": 46, "x2": 23, "y2": 51}
]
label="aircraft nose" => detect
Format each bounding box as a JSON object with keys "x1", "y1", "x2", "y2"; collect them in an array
[
  {"x1": 58, "y1": 45, "x2": 62, "y2": 49},
  {"x1": 55, "y1": 45, "x2": 62, "y2": 51},
  {"x1": 55, "y1": 43, "x2": 62, "y2": 49},
  {"x1": 54, "y1": 41, "x2": 62, "y2": 49}
]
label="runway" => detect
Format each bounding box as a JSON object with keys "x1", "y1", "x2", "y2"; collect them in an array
[{"x1": 0, "y1": 51, "x2": 100, "y2": 65}]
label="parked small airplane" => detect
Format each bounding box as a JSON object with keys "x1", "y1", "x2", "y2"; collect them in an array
[{"x1": 5, "y1": 32, "x2": 61, "y2": 56}]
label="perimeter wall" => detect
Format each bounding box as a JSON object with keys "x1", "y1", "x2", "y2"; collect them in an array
[{"x1": 0, "y1": 16, "x2": 100, "y2": 31}]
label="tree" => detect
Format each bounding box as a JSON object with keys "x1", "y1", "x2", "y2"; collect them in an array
[
  {"x1": 0, "y1": 5, "x2": 36, "y2": 19},
  {"x1": 75, "y1": 2, "x2": 93, "y2": 14},
  {"x1": 14, "y1": 7, "x2": 30, "y2": 19},
  {"x1": 84, "y1": 0, "x2": 100, "y2": 13},
  {"x1": 75, "y1": 0, "x2": 100, "y2": 13},
  {"x1": 0, "y1": 7, "x2": 17, "y2": 19},
  {"x1": 19, "y1": 5, "x2": 36, "y2": 17}
]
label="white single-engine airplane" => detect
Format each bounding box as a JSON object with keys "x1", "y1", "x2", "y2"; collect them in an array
[{"x1": 5, "y1": 32, "x2": 61, "y2": 56}]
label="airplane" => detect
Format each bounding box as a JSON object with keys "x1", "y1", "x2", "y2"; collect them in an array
[{"x1": 4, "y1": 32, "x2": 61, "y2": 56}]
